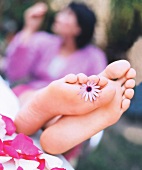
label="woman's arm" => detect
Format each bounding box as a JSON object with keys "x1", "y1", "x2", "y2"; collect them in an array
[{"x1": 4, "y1": 2, "x2": 48, "y2": 84}]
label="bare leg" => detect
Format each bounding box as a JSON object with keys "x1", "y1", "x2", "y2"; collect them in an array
[{"x1": 40, "y1": 61, "x2": 136, "y2": 154}]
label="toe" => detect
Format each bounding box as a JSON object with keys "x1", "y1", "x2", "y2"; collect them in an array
[
  {"x1": 121, "y1": 98, "x2": 131, "y2": 113},
  {"x1": 100, "y1": 60, "x2": 130, "y2": 80},
  {"x1": 126, "y1": 68, "x2": 136, "y2": 79},
  {"x1": 64, "y1": 74, "x2": 78, "y2": 83},
  {"x1": 98, "y1": 76, "x2": 108, "y2": 87},
  {"x1": 124, "y1": 79, "x2": 136, "y2": 89},
  {"x1": 77, "y1": 73, "x2": 88, "y2": 84},
  {"x1": 124, "y1": 89, "x2": 134, "y2": 99},
  {"x1": 88, "y1": 75, "x2": 100, "y2": 84},
  {"x1": 118, "y1": 68, "x2": 136, "y2": 85}
]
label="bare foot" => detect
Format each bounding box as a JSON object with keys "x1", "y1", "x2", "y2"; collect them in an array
[
  {"x1": 15, "y1": 74, "x2": 113, "y2": 135},
  {"x1": 15, "y1": 60, "x2": 134, "y2": 139},
  {"x1": 40, "y1": 60, "x2": 136, "y2": 154},
  {"x1": 97, "y1": 60, "x2": 136, "y2": 127}
]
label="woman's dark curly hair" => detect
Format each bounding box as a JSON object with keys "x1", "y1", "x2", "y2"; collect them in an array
[{"x1": 69, "y1": 2, "x2": 97, "y2": 49}]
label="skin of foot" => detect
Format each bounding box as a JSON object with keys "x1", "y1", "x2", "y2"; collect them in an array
[
  {"x1": 39, "y1": 60, "x2": 136, "y2": 154},
  {"x1": 14, "y1": 74, "x2": 116, "y2": 135}
]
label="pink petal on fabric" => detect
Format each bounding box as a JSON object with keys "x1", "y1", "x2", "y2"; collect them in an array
[
  {"x1": 0, "y1": 163, "x2": 4, "y2": 170},
  {"x1": 14, "y1": 158, "x2": 40, "y2": 170},
  {"x1": 51, "y1": 168, "x2": 66, "y2": 170},
  {"x1": 3, "y1": 145, "x2": 19, "y2": 158},
  {"x1": 1, "y1": 114, "x2": 16, "y2": 136},
  {"x1": 0, "y1": 140, "x2": 5, "y2": 156},
  {"x1": 19, "y1": 154, "x2": 37, "y2": 160},
  {"x1": 0, "y1": 117, "x2": 6, "y2": 139},
  {"x1": 0, "y1": 156, "x2": 12, "y2": 164},
  {"x1": 3, "y1": 140, "x2": 12, "y2": 146},
  {"x1": 11, "y1": 134, "x2": 40, "y2": 156},
  {"x1": 0, "y1": 153, "x2": 5, "y2": 157},
  {"x1": 17, "y1": 167, "x2": 23, "y2": 170},
  {"x1": 39, "y1": 153, "x2": 63, "y2": 169},
  {"x1": 0, "y1": 140, "x2": 3, "y2": 151},
  {"x1": 37, "y1": 158, "x2": 45, "y2": 170}
]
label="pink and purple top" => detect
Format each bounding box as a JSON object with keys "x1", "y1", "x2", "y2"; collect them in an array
[{"x1": 5, "y1": 31, "x2": 107, "y2": 96}]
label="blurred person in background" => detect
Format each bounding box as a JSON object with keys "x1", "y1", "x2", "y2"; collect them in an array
[{"x1": 4, "y1": 1, "x2": 107, "y2": 95}]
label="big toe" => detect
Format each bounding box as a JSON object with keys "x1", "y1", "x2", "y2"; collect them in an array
[
  {"x1": 100, "y1": 60, "x2": 130, "y2": 80},
  {"x1": 117, "y1": 68, "x2": 136, "y2": 85}
]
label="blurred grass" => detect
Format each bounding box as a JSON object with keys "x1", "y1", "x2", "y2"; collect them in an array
[{"x1": 76, "y1": 119, "x2": 142, "y2": 170}]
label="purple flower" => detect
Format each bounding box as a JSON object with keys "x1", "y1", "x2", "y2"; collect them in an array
[{"x1": 80, "y1": 81, "x2": 101, "y2": 102}]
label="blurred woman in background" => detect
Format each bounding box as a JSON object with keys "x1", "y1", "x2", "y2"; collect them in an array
[{"x1": 4, "y1": 1, "x2": 107, "y2": 96}]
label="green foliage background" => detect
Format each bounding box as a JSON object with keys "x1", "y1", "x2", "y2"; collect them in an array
[{"x1": 106, "y1": 0, "x2": 142, "y2": 63}]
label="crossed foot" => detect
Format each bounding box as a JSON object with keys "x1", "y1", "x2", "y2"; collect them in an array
[{"x1": 14, "y1": 60, "x2": 136, "y2": 144}]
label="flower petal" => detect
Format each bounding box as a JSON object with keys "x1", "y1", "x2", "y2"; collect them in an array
[
  {"x1": 93, "y1": 91, "x2": 99, "y2": 97},
  {"x1": 88, "y1": 93, "x2": 93, "y2": 102},
  {"x1": 0, "y1": 140, "x2": 3, "y2": 151},
  {"x1": 11, "y1": 134, "x2": 40, "y2": 156},
  {"x1": 18, "y1": 154, "x2": 37, "y2": 160},
  {"x1": 92, "y1": 95, "x2": 96, "y2": 101},
  {"x1": 0, "y1": 163, "x2": 4, "y2": 170},
  {"x1": 3, "y1": 140, "x2": 12, "y2": 146},
  {"x1": 0, "y1": 140, "x2": 5, "y2": 156},
  {"x1": 37, "y1": 158, "x2": 45, "y2": 170},
  {"x1": 39, "y1": 153, "x2": 63, "y2": 169},
  {"x1": 85, "y1": 93, "x2": 89, "y2": 102},
  {"x1": 0, "y1": 156, "x2": 12, "y2": 163},
  {"x1": 0, "y1": 118, "x2": 6, "y2": 139},
  {"x1": 94, "y1": 85, "x2": 100, "y2": 89},
  {"x1": 17, "y1": 167, "x2": 24, "y2": 170},
  {"x1": 94, "y1": 89, "x2": 101, "y2": 93},
  {"x1": 82, "y1": 91, "x2": 87, "y2": 98},
  {"x1": 3, "y1": 145, "x2": 19, "y2": 158},
  {"x1": 14, "y1": 158, "x2": 40, "y2": 170},
  {"x1": 1, "y1": 114, "x2": 16, "y2": 136}
]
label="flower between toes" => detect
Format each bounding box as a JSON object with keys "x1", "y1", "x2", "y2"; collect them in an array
[{"x1": 80, "y1": 81, "x2": 101, "y2": 102}]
